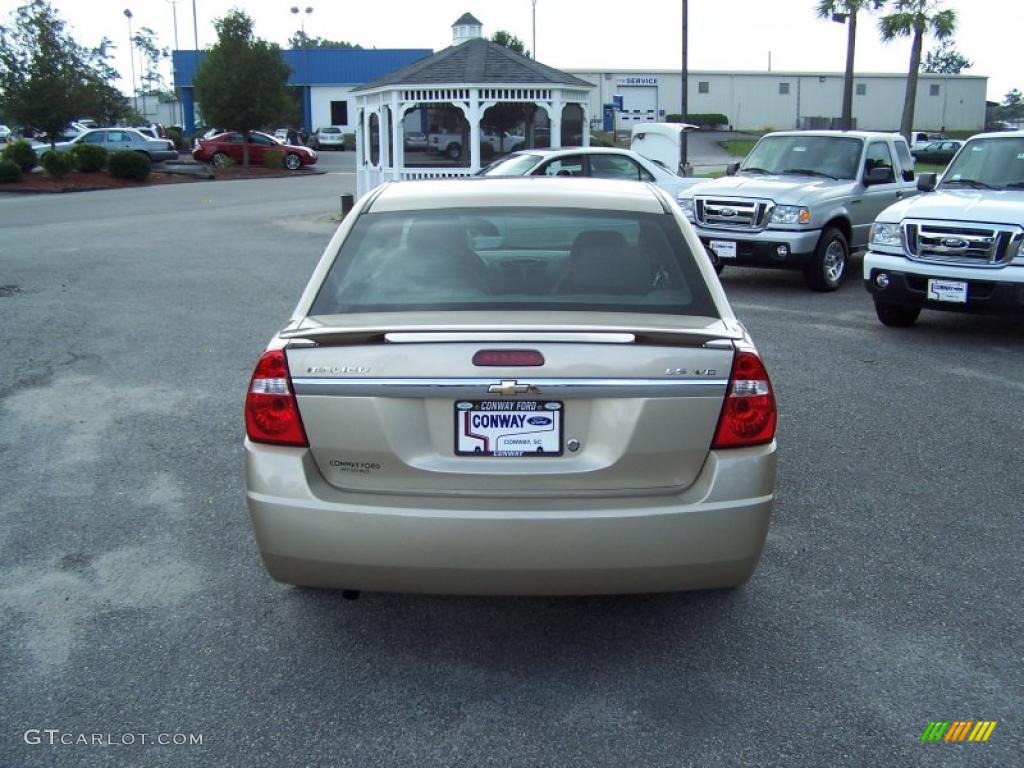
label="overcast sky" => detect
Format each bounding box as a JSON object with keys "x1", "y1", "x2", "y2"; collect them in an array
[{"x1": 0, "y1": 0, "x2": 1016, "y2": 103}]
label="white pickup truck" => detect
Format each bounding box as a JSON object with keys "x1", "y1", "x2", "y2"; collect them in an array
[
  {"x1": 863, "y1": 130, "x2": 1024, "y2": 326},
  {"x1": 429, "y1": 129, "x2": 523, "y2": 160}
]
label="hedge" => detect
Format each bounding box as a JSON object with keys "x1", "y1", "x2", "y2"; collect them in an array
[
  {"x1": 69, "y1": 142, "x2": 107, "y2": 172},
  {"x1": 40, "y1": 149, "x2": 74, "y2": 179},
  {"x1": 665, "y1": 113, "x2": 730, "y2": 128},
  {"x1": 0, "y1": 158, "x2": 22, "y2": 182},
  {"x1": 2, "y1": 139, "x2": 38, "y2": 172},
  {"x1": 108, "y1": 150, "x2": 151, "y2": 181}
]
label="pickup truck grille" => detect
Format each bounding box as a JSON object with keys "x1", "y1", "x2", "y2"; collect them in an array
[
  {"x1": 695, "y1": 198, "x2": 772, "y2": 231},
  {"x1": 903, "y1": 221, "x2": 1023, "y2": 267}
]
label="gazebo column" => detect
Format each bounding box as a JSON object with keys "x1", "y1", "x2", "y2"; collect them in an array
[
  {"x1": 550, "y1": 93, "x2": 563, "y2": 149},
  {"x1": 391, "y1": 94, "x2": 405, "y2": 176},
  {"x1": 580, "y1": 103, "x2": 591, "y2": 147},
  {"x1": 355, "y1": 109, "x2": 364, "y2": 167},
  {"x1": 468, "y1": 88, "x2": 481, "y2": 171},
  {"x1": 379, "y1": 107, "x2": 390, "y2": 171}
]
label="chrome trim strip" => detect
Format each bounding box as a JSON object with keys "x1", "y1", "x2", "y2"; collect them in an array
[
  {"x1": 292, "y1": 377, "x2": 729, "y2": 399},
  {"x1": 384, "y1": 332, "x2": 636, "y2": 344}
]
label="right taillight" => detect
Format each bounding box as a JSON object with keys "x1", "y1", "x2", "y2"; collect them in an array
[
  {"x1": 712, "y1": 350, "x2": 776, "y2": 449},
  {"x1": 245, "y1": 349, "x2": 308, "y2": 446}
]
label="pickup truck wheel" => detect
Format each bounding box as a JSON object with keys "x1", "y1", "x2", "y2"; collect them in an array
[
  {"x1": 445, "y1": 142, "x2": 462, "y2": 160},
  {"x1": 874, "y1": 301, "x2": 920, "y2": 327},
  {"x1": 804, "y1": 227, "x2": 848, "y2": 292}
]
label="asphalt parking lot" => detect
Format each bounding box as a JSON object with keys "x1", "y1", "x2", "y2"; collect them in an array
[{"x1": 1, "y1": 170, "x2": 1020, "y2": 767}]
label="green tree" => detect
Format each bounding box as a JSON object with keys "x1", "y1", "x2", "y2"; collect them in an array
[
  {"x1": 192, "y1": 10, "x2": 292, "y2": 167},
  {"x1": 287, "y1": 31, "x2": 360, "y2": 49},
  {"x1": 1000, "y1": 89, "x2": 1023, "y2": 121},
  {"x1": 879, "y1": 0, "x2": 957, "y2": 141},
  {"x1": 815, "y1": 1, "x2": 885, "y2": 131},
  {"x1": 491, "y1": 30, "x2": 529, "y2": 58},
  {"x1": 0, "y1": 0, "x2": 126, "y2": 145},
  {"x1": 922, "y1": 38, "x2": 971, "y2": 74},
  {"x1": 132, "y1": 26, "x2": 169, "y2": 119}
]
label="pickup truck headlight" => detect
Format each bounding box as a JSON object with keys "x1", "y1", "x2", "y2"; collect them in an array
[
  {"x1": 870, "y1": 222, "x2": 902, "y2": 247},
  {"x1": 677, "y1": 198, "x2": 695, "y2": 222},
  {"x1": 770, "y1": 205, "x2": 811, "y2": 225}
]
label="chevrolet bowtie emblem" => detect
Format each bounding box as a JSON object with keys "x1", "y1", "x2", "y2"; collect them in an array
[{"x1": 488, "y1": 380, "x2": 531, "y2": 396}]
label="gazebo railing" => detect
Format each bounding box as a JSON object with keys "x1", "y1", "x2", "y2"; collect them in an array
[{"x1": 396, "y1": 168, "x2": 476, "y2": 181}]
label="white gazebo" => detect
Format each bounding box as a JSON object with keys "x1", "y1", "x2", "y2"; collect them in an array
[{"x1": 353, "y1": 13, "x2": 595, "y2": 198}]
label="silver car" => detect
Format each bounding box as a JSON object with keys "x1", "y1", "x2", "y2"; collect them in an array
[
  {"x1": 32, "y1": 128, "x2": 177, "y2": 163},
  {"x1": 244, "y1": 177, "x2": 777, "y2": 596}
]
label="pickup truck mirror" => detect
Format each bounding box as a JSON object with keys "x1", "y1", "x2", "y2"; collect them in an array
[
  {"x1": 916, "y1": 172, "x2": 937, "y2": 192},
  {"x1": 863, "y1": 166, "x2": 895, "y2": 185},
  {"x1": 726, "y1": 162, "x2": 740, "y2": 176}
]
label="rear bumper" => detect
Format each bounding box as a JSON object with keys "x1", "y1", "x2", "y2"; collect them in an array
[
  {"x1": 864, "y1": 252, "x2": 1024, "y2": 314},
  {"x1": 244, "y1": 440, "x2": 777, "y2": 595}
]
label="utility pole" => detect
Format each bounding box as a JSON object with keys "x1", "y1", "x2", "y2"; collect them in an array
[
  {"x1": 192, "y1": 0, "x2": 199, "y2": 50},
  {"x1": 124, "y1": 9, "x2": 138, "y2": 117},
  {"x1": 680, "y1": 0, "x2": 688, "y2": 173},
  {"x1": 167, "y1": 0, "x2": 180, "y2": 126}
]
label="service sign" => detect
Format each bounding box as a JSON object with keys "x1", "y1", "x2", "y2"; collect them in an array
[{"x1": 617, "y1": 76, "x2": 659, "y2": 86}]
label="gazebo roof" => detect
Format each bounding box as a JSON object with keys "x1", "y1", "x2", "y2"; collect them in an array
[
  {"x1": 352, "y1": 37, "x2": 593, "y2": 92},
  {"x1": 452, "y1": 12, "x2": 482, "y2": 26}
]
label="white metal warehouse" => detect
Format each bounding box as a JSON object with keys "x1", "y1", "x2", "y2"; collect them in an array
[{"x1": 566, "y1": 69, "x2": 987, "y2": 133}]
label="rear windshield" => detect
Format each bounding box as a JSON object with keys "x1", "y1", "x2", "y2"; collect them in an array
[{"x1": 310, "y1": 207, "x2": 719, "y2": 317}]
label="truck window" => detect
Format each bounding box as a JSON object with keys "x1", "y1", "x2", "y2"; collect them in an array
[
  {"x1": 865, "y1": 142, "x2": 895, "y2": 176},
  {"x1": 892, "y1": 140, "x2": 914, "y2": 179}
]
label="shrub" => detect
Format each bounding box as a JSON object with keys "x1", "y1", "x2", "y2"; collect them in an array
[
  {"x1": 166, "y1": 126, "x2": 188, "y2": 151},
  {"x1": 263, "y1": 148, "x2": 285, "y2": 168},
  {"x1": 69, "y1": 142, "x2": 107, "y2": 172},
  {"x1": 2, "y1": 139, "x2": 38, "y2": 172},
  {"x1": 589, "y1": 133, "x2": 614, "y2": 147},
  {"x1": 40, "y1": 149, "x2": 74, "y2": 179},
  {"x1": 343, "y1": 132, "x2": 356, "y2": 150},
  {"x1": 665, "y1": 113, "x2": 730, "y2": 129},
  {"x1": 108, "y1": 150, "x2": 151, "y2": 181},
  {"x1": 0, "y1": 158, "x2": 22, "y2": 182}
]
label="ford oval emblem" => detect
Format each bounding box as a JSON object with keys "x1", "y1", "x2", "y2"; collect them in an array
[
  {"x1": 942, "y1": 237, "x2": 968, "y2": 249},
  {"x1": 720, "y1": 207, "x2": 737, "y2": 217},
  {"x1": 527, "y1": 416, "x2": 552, "y2": 426}
]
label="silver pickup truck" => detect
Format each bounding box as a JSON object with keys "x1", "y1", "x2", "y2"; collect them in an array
[{"x1": 678, "y1": 130, "x2": 918, "y2": 291}]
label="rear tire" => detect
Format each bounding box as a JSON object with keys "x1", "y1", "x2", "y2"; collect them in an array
[
  {"x1": 804, "y1": 227, "x2": 848, "y2": 292},
  {"x1": 211, "y1": 152, "x2": 231, "y2": 168},
  {"x1": 874, "y1": 301, "x2": 920, "y2": 327}
]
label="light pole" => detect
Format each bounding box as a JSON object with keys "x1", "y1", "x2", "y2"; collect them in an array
[
  {"x1": 167, "y1": 0, "x2": 181, "y2": 127},
  {"x1": 124, "y1": 9, "x2": 139, "y2": 118},
  {"x1": 192, "y1": 0, "x2": 198, "y2": 50},
  {"x1": 531, "y1": 0, "x2": 536, "y2": 60},
  {"x1": 680, "y1": 0, "x2": 688, "y2": 173},
  {"x1": 291, "y1": 6, "x2": 313, "y2": 134}
]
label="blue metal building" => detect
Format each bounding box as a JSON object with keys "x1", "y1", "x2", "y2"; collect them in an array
[{"x1": 173, "y1": 48, "x2": 432, "y2": 133}]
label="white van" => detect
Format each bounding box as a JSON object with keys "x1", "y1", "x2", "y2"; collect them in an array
[{"x1": 630, "y1": 122, "x2": 698, "y2": 175}]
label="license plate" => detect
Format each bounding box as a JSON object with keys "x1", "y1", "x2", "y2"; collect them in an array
[
  {"x1": 455, "y1": 401, "x2": 563, "y2": 457},
  {"x1": 709, "y1": 240, "x2": 737, "y2": 258},
  {"x1": 927, "y1": 278, "x2": 967, "y2": 303}
]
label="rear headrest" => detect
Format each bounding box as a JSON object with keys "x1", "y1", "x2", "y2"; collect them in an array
[{"x1": 563, "y1": 230, "x2": 652, "y2": 294}]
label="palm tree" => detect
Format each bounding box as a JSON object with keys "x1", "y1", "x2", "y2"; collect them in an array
[
  {"x1": 879, "y1": 0, "x2": 957, "y2": 141},
  {"x1": 816, "y1": 1, "x2": 885, "y2": 131}
]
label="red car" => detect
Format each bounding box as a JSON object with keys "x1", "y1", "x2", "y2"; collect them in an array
[{"x1": 192, "y1": 131, "x2": 317, "y2": 170}]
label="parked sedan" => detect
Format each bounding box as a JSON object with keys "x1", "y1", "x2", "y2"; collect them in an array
[
  {"x1": 479, "y1": 147, "x2": 702, "y2": 201},
  {"x1": 32, "y1": 128, "x2": 177, "y2": 162},
  {"x1": 244, "y1": 177, "x2": 777, "y2": 596},
  {"x1": 192, "y1": 131, "x2": 317, "y2": 169},
  {"x1": 910, "y1": 140, "x2": 963, "y2": 166}
]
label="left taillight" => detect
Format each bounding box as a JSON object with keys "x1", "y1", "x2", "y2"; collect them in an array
[
  {"x1": 711, "y1": 350, "x2": 777, "y2": 449},
  {"x1": 245, "y1": 349, "x2": 308, "y2": 446}
]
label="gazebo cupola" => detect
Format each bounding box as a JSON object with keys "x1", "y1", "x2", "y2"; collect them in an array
[
  {"x1": 451, "y1": 12, "x2": 483, "y2": 45},
  {"x1": 353, "y1": 14, "x2": 595, "y2": 198}
]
